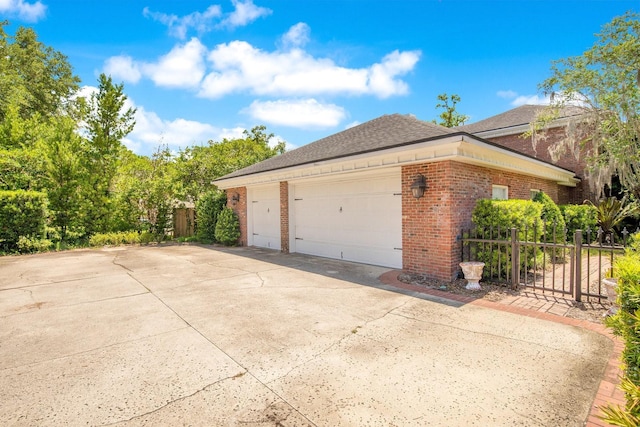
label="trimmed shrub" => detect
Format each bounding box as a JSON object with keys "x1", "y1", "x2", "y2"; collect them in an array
[
  {"x1": 532, "y1": 191, "x2": 566, "y2": 241},
  {"x1": 560, "y1": 203, "x2": 598, "y2": 240},
  {"x1": 0, "y1": 190, "x2": 48, "y2": 252},
  {"x1": 602, "y1": 234, "x2": 640, "y2": 425},
  {"x1": 196, "y1": 191, "x2": 227, "y2": 243},
  {"x1": 17, "y1": 236, "x2": 52, "y2": 253},
  {"x1": 214, "y1": 208, "x2": 240, "y2": 246},
  {"x1": 472, "y1": 199, "x2": 543, "y2": 238},
  {"x1": 471, "y1": 199, "x2": 543, "y2": 279},
  {"x1": 89, "y1": 231, "x2": 140, "y2": 247},
  {"x1": 532, "y1": 191, "x2": 566, "y2": 262},
  {"x1": 139, "y1": 232, "x2": 156, "y2": 245}
]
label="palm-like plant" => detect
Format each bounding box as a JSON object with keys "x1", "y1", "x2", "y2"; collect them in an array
[{"x1": 586, "y1": 197, "x2": 640, "y2": 241}]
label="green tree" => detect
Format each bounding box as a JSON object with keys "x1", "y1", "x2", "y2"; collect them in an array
[
  {"x1": 0, "y1": 23, "x2": 80, "y2": 197},
  {"x1": 0, "y1": 22, "x2": 80, "y2": 121},
  {"x1": 110, "y1": 150, "x2": 149, "y2": 232},
  {"x1": 80, "y1": 74, "x2": 136, "y2": 234},
  {"x1": 214, "y1": 207, "x2": 240, "y2": 246},
  {"x1": 432, "y1": 93, "x2": 469, "y2": 127},
  {"x1": 175, "y1": 125, "x2": 285, "y2": 203},
  {"x1": 111, "y1": 147, "x2": 178, "y2": 237},
  {"x1": 209, "y1": 125, "x2": 285, "y2": 178},
  {"x1": 0, "y1": 104, "x2": 48, "y2": 193},
  {"x1": 174, "y1": 145, "x2": 218, "y2": 204},
  {"x1": 196, "y1": 190, "x2": 227, "y2": 242},
  {"x1": 534, "y1": 11, "x2": 640, "y2": 199},
  {"x1": 139, "y1": 146, "x2": 177, "y2": 237},
  {"x1": 38, "y1": 116, "x2": 85, "y2": 240}
]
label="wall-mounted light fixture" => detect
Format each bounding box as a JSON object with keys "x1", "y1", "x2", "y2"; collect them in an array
[
  {"x1": 231, "y1": 192, "x2": 240, "y2": 204},
  {"x1": 410, "y1": 174, "x2": 427, "y2": 199}
]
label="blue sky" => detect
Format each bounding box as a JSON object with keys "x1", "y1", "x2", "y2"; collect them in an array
[{"x1": 1, "y1": 0, "x2": 638, "y2": 156}]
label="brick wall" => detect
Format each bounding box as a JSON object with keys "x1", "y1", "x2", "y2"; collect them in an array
[
  {"x1": 226, "y1": 187, "x2": 247, "y2": 246},
  {"x1": 488, "y1": 169, "x2": 559, "y2": 202},
  {"x1": 280, "y1": 181, "x2": 289, "y2": 253},
  {"x1": 402, "y1": 160, "x2": 569, "y2": 281},
  {"x1": 486, "y1": 131, "x2": 590, "y2": 203}
]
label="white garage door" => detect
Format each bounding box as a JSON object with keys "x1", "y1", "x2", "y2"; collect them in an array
[
  {"x1": 248, "y1": 185, "x2": 281, "y2": 250},
  {"x1": 292, "y1": 172, "x2": 402, "y2": 268}
]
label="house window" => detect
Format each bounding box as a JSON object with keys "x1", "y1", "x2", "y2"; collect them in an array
[
  {"x1": 530, "y1": 189, "x2": 541, "y2": 199},
  {"x1": 492, "y1": 185, "x2": 508, "y2": 200}
]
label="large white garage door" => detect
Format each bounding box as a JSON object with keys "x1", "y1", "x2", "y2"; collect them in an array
[
  {"x1": 292, "y1": 172, "x2": 402, "y2": 268},
  {"x1": 248, "y1": 185, "x2": 281, "y2": 250}
]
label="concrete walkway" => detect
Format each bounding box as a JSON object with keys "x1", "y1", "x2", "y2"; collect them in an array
[{"x1": 0, "y1": 245, "x2": 617, "y2": 426}]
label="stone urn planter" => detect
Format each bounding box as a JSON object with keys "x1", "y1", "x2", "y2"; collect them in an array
[
  {"x1": 603, "y1": 277, "x2": 619, "y2": 315},
  {"x1": 460, "y1": 262, "x2": 485, "y2": 291}
]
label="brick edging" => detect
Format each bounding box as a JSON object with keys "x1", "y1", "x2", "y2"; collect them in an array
[{"x1": 378, "y1": 270, "x2": 624, "y2": 427}]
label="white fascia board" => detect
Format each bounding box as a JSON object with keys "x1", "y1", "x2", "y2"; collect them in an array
[
  {"x1": 473, "y1": 124, "x2": 530, "y2": 139},
  {"x1": 458, "y1": 135, "x2": 578, "y2": 187},
  {"x1": 472, "y1": 116, "x2": 576, "y2": 139},
  {"x1": 214, "y1": 134, "x2": 578, "y2": 189}
]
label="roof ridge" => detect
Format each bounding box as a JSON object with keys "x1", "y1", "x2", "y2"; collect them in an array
[{"x1": 215, "y1": 113, "x2": 454, "y2": 180}]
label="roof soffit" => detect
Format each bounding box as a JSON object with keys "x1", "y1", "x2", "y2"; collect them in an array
[{"x1": 215, "y1": 135, "x2": 578, "y2": 189}]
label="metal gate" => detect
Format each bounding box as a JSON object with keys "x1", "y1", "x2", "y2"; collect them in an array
[{"x1": 462, "y1": 226, "x2": 631, "y2": 302}]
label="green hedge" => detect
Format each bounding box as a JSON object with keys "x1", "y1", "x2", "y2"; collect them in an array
[
  {"x1": 533, "y1": 191, "x2": 566, "y2": 241},
  {"x1": 472, "y1": 199, "x2": 543, "y2": 238},
  {"x1": 560, "y1": 203, "x2": 598, "y2": 240},
  {"x1": 471, "y1": 199, "x2": 543, "y2": 279},
  {"x1": 214, "y1": 208, "x2": 240, "y2": 246},
  {"x1": 196, "y1": 191, "x2": 227, "y2": 243},
  {"x1": 89, "y1": 231, "x2": 141, "y2": 247},
  {"x1": 602, "y1": 234, "x2": 640, "y2": 426},
  {"x1": 0, "y1": 190, "x2": 48, "y2": 251}
]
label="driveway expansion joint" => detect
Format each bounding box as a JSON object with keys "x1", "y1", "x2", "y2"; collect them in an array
[
  {"x1": 0, "y1": 326, "x2": 193, "y2": 372},
  {"x1": 100, "y1": 371, "x2": 249, "y2": 426},
  {"x1": 264, "y1": 300, "x2": 410, "y2": 387}
]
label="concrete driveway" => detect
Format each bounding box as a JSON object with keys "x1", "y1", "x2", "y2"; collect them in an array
[{"x1": 0, "y1": 245, "x2": 612, "y2": 426}]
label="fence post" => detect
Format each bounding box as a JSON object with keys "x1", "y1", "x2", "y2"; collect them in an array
[
  {"x1": 511, "y1": 228, "x2": 519, "y2": 289},
  {"x1": 574, "y1": 230, "x2": 582, "y2": 302}
]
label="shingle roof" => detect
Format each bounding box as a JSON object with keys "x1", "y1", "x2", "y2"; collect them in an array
[
  {"x1": 216, "y1": 114, "x2": 454, "y2": 180},
  {"x1": 456, "y1": 104, "x2": 587, "y2": 134}
]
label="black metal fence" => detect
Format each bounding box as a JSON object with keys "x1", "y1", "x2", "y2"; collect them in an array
[{"x1": 461, "y1": 225, "x2": 635, "y2": 302}]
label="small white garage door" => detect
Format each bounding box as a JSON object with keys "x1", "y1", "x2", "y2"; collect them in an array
[
  {"x1": 248, "y1": 185, "x2": 281, "y2": 250},
  {"x1": 292, "y1": 172, "x2": 402, "y2": 268}
]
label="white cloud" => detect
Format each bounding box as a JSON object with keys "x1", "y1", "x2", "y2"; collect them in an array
[
  {"x1": 103, "y1": 56, "x2": 141, "y2": 84},
  {"x1": 141, "y1": 38, "x2": 207, "y2": 88},
  {"x1": 103, "y1": 23, "x2": 420, "y2": 103},
  {"x1": 125, "y1": 104, "x2": 249, "y2": 154},
  {"x1": 498, "y1": 89, "x2": 588, "y2": 107},
  {"x1": 126, "y1": 105, "x2": 218, "y2": 149},
  {"x1": 497, "y1": 90, "x2": 517, "y2": 99},
  {"x1": 143, "y1": 1, "x2": 270, "y2": 37},
  {"x1": 0, "y1": 0, "x2": 46, "y2": 22},
  {"x1": 367, "y1": 50, "x2": 417, "y2": 98},
  {"x1": 345, "y1": 121, "x2": 360, "y2": 129},
  {"x1": 219, "y1": 0, "x2": 271, "y2": 29},
  {"x1": 143, "y1": 5, "x2": 222, "y2": 39},
  {"x1": 74, "y1": 85, "x2": 98, "y2": 100},
  {"x1": 243, "y1": 99, "x2": 346, "y2": 129},
  {"x1": 280, "y1": 22, "x2": 310, "y2": 49},
  {"x1": 497, "y1": 89, "x2": 553, "y2": 106},
  {"x1": 511, "y1": 94, "x2": 551, "y2": 106},
  {"x1": 200, "y1": 41, "x2": 420, "y2": 99},
  {"x1": 216, "y1": 127, "x2": 246, "y2": 141},
  {"x1": 103, "y1": 39, "x2": 206, "y2": 88}
]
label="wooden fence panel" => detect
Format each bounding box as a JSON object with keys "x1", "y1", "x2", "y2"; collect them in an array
[{"x1": 173, "y1": 208, "x2": 195, "y2": 237}]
